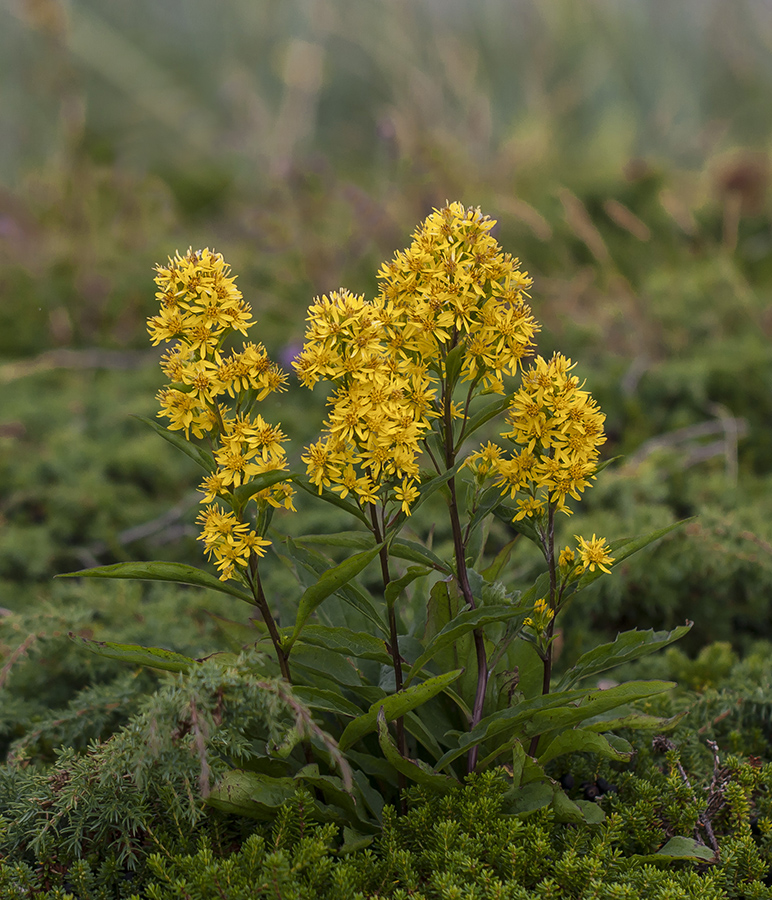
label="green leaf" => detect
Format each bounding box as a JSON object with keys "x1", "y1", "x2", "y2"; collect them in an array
[
  {"x1": 70, "y1": 635, "x2": 197, "y2": 673},
  {"x1": 455, "y1": 393, "x2": 515, "y2": 452},
  {"x1": 443, "y1": 342, "x2": 466, "y2": 390},
  {"x1": 206, "y1": 770, "x2": 296, "y2": 819},
  {"x1": 574, "y1": 799, "x2": 607, "y2": 825},
  {"x1": 293, "y1": 478, "x2": 370, "y2": 526},
  {"x1": 404, "y1": 604, "x2": 526, "y2": 687},
  {"x1": 286, "y1": 543, "x2": 384, "y2": 649},
  {"x1": 575, "y1": 519, "x2": 693, "y2": 592},
  {"x1": 502, "y1": 780, "x2": 555, "y2": 817},
  {"x1": 556, "y1": 623, "x2": 693, "y2": 691},
  {"x1": 537, "y1": 728, "x2": 634, "y2": 766},
  {"x1": 385, "y1": 567, "x2": 429, "y2": 608},
  {"x1": 292, "y1": 686, "x2": 363, "y2": 719},
  {"x1": 132, "y1": 414, "x2": 216, "y2": 472},
  {"x1": 298, "y1": 624, "x2": 391, "y2": 665},
  {"x1": 389, "y1": 539, "x2": 451, "y2": 574},
  {"x1": 290, "y1": 643, "x2": 364, "y2": 687},
  {"x1": 338, "y1": 669, "x2": 463, "y2": 752},
  {"x1": 376, "y1": 709, "x2": 458, "y2": 792},
  {"x1": 481, "y1": 537, "x2": 519, "y2": 582},
  {"x1": 408, "y1": 459, "x2": 467, "y2": 517},
  {"x1": 635, "y1": 836, "x2": 716, "y2": 864},
  {"x1": 232, "y1": 471, "x2": 299, "y2": 505},
  {"x1": 582, "y1": 707, "x2": 687, "y2": 733},
  {"x1": 206, "y1": 613, "x2": 266, "y2": 651},
  {"x1": 294, "y1": 531, "x2": 376, "y2": 551},
  {"x1": 279, "y1": 537, "x2": 388, "y2": 638},
  {"x1": 58, "y1": 561, "x2": 256, "y2": 605},
  {"x1": 437, "y1": 681, "x2": 675, "y2": 770}
]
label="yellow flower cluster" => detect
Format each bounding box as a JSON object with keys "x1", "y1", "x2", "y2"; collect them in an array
[
  {"x1": 295, "y1": 203, "x2": 540, "y2": 514},
  {"x1": 523, "y1": 597, "x2": 555, "y2": 632},
  {"x1": 469, "y1": 353, "x2": 606, "y2": 520},
  {"x1": 375, "y1": 201, "x2": 538, "y2": 390},
  {"x1": 148, "y1": 248, "x2": 293, "y2": 580},
  {"x1": 196, "y1": 504, "x2": 272, "y2": 581},
  {"x1": 295, "y1": 290, "x2": 433, "y2": 514}
]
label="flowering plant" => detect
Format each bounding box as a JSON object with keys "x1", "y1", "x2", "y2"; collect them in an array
[{"x1": 64, "y1": 203, "x2": 689, "y2": 831}]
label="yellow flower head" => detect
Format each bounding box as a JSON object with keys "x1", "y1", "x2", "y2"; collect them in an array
[{"x1": 574, "y1": 534, "x2": 614, "y2": 574}]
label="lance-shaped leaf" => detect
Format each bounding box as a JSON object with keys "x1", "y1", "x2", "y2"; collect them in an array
[
  {"x1": 294, "y1": 531, "x2": 376, "y2": 551},
  {"x1": 232, "y1": 471, "x2": 299, "y2": 506},
  {"x1": 582, "y1": 708, "x2": 687, "y2": 733},
  {"x1": 404, "y1": 605, "x2": 527, "y2": 688},
  {"x1": 633, "y1": 836, "x2": 716, "y2": 864},
  {"x1": 70, "y1": 635, "x2": 197, "y2": 673},
  {"x1": 279, "y1": 537, "x2": 388, "y2": 638},
  {"x1": 293, "y1": 478, "x2": 370, "y2": 526},
  {"x1": 436, "y1": 680, "x2": 675, "y2": 770},
  {"x1": 408, "y1": 458, "x2": 467, "y2": 517},
  {"x1": 298, "y1": 624, "x2": 391, "y2": 665},
  {"x1": 454, "y1": 392, "x2": 515, "y2": 452},
  {"x1": 574, "y1": 519, "x2": 693, "y2": 592},
  {"x1": 206, "y1": 770, "x2": 296, "y2": 819},
  {"x1": 58, "y1": 561, "x2": 256, "y2": 605},
  {"x1": 389, "y1": 539, "x2": 451, "y2": 574},
  {"x1": 536, "y1": 728, "x2": 634, "y2": 766},
  {"x1": 292, "y1": 686, "x2": 363, "y2": 719},
  {"x1": 286, "y1": 543, "x2": 384, "y2": 649},
  {"x1": 385, "y1": 567, "x2": 429, "y2": 608},
  {"x1": 133, "y1": 414, "x2": 216, "y2": 472},
  {"x1": 376, "y1": 708, "x2": 458, "y2": 793},
  {"x1": 338, "y1": 669, "x2": 463, "y2": 752},
  {"x1": 556, "y1": 623, "x2": 693, "y2": 691}
]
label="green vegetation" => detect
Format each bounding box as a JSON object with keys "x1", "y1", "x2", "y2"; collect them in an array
[{"x1": 2, "y1": 2, "x2": 772, "y2": 896}]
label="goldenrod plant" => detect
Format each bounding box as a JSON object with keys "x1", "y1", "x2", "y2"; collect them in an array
[{"x1": 62, "y1": 203, "x2": 690, "y2": 832}]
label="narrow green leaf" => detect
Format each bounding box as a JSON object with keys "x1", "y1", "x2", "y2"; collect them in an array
[
  {"x1": 537, "y1": 728, "x2": 634, "y2": 766},
  {"x1": 437, "y1": 681, "x2": 675, "y2": 770},
  {"x1": 338, "y1": 669, "x2": 463, "y2": 752},
  {"x1": 292, "y1": 686, "x2": 363, "y2": 719},
  {"x1": 385, "y1": 567, "x2": 429, "y2": 607},
  {"x1": 232, "y1": 471, "x2": 299, "y2": 505},
  {"x1": 405, "y1": 605, "x2": 526, "y2": 687},
  {"x1": 299, "y1": 624, "x2": 391, "y2": 665},
  {"x1": 58, "y1": 561, "x2": 255, "y2": 605},
  {"x1": 582, "y1": 708, "x2": 687, "y2": 733},
  {"x1": 70, "y1": 635, "x2": 197, "y2": 673},
  {"x1": 556, "y1": 623, "x2": 693, "y2": 691},
  {"x1": 575, "y1": 519, "x2": 693, "y2": 592},
  {"x1": 287, "y1": 544, "x2": 384, "y2": 649},
  {"x1": 408, "y1": 458, "x2": 467, "y2": 517},
  {"x1": 294, "y1": 532, "x2": 376, "y2": 551},
  {"x1": 293, "y1": 478, "x2": 370, "y2": 526},
  {"x1": 389, "y1": 539, "x2": 451, "y2": 574},
  {"x1": 455, "y1": 393, "x2": 515, "y2": 452},
  {"x1": 481, "y1": 537, "x2": 519, "y2": 582},
  {"x1": 132, "y1": 414, "x2": 216, "y2": 472},
  {"x1": 634, "y1": 836, "x2": 716, "y2": 864},
  {"x1": 290, "y1": 643, "x2": 364, "y2": 687},
  {"x1": 376, "y1": 709, "x2": 458, "y2": 793}
]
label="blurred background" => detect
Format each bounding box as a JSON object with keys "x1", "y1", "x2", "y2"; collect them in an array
[{"x1": 2, "y1": 0, "x2": 772, "y2": 686}]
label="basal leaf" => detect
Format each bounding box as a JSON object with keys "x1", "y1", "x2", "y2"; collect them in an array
[
  {"x1": 634, "y1": 836, "x2": 716, "y2": 864},
  {"x1": 58, "y1": 561, "x2": 256, "y2": 605},
  {"x1": 132, "y1": 414, "x2": 216, "y2": 472},
  {"x1": 292, "y1": 686, "x2": 363, "y2": 719},
  {"x1": 70, "y1": 635, "x2": 197, "y2": 673},
  {"x1": 338, "y1": 669, "x2": 463, "y2": 753}
]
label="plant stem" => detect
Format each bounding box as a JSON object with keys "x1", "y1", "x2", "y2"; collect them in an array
[
  {"x1": 370, "y1": 504, "x2": 408, "y2": 811},
  {"x1": 251, "y1": 561, "x2": 291, "y2": 683},
  {"x1": 442, "y1": 384, "x2": 488, "y2": 775},
  {"x1": 528, "y1": 504, "x2": 557, "y2": 757}
]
